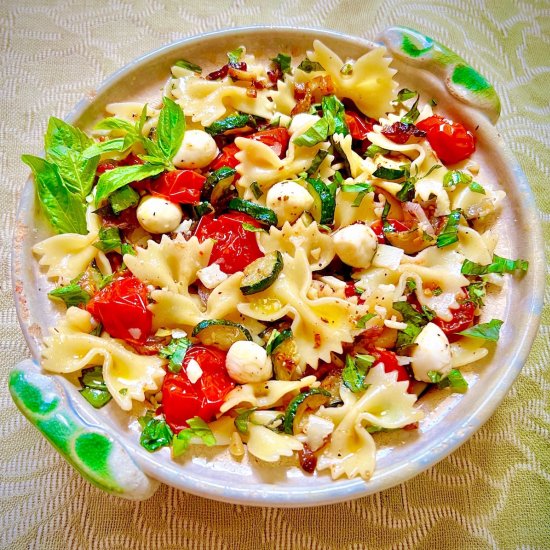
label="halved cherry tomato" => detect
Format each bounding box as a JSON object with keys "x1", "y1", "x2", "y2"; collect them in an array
[
  {"x1": 209, "y1": 143, "x2": 241, "y2": 171},
  {"x1": 151, "y1": 169, "x2": 206, "y2": 205},
  {"x1": 370, "y1": 219, "x2": 411, "y2": 244},
  {"x1": 434, "y1": 300, "x2": 475, "y2": 335},
  {"x1": 371, "y1": 349, "x2": 413, "y2": 392},
  {"x1": 194, "y1": 212, "x2": 263, "y2": 274},
  {"x1": 161, "y1": 345, "x2": 234, "y2": 431},
  {"x1": 416, "y1": 115, "x2": 475, "y2": 165},
  {"x1": 86, "y1": 275, "x2": 152, "y2": 344},
  {"x1": 344, "y1": 111, "x2": 374, "y2": 140}
]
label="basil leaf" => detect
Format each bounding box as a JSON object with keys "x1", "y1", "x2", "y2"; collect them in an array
[
  {"x1": 469, "y1": 181, "x2": 486, "y2": 194},
  {"x1": 94, "y1": 117, "x2": 137, "y2": 134},
  {"x1": 79, "y1": 366, "x2": 111, "y2": 408},
  {"x1": 297, "y1": 58, "x2": 324, "y2": 72},
  {"x1": 205, "y1": 113, "x2": 254, "y2": 136},
  {"x1": 461, "y1": 254, "x2": 529, "y2": 275},
  {"x1": 393, "y1": 301, "x2": 431, "y2": 327},
  {"x1": 175, "y1": 59, "x2": 202, "y2": 73},
  {"x1": 234, "y1": 407, "x2": 257, "y2": 433},
  {"x1": 21, "y1": 155, "x2": 87, "y2": 234},
  {"x1": 322, "y1": 95, "x2": 348, "y2": 136},
  {"x1": 365, "y1": 144, "x2": 389, "y2": 158},
  {"x1": 458, "y1": 319, "x2": 503, "y2": 341},
  {"x1": 45, "y1": 117, "x2": 93, "y2": 154},
  {"x1": 396, "y1": 179, "x2": 415, "y2": 202},
  {"x1": 109, "y1": 185, "x2": 140, "y2": 215},
  {"x1": 436, "y1": 209, "x2": 462, "y2": 248},
  {"x1": 271, "y1": 53, "x2": 292, "y2": 74},
  {"x1": 352, "y1": 190, "x2": 368, "y2": 207},
  {"x1": 341, "y1": 183, "x2": 373, "y2": 193},
  {"x1": 438, "y1": 369, "x2": 468, "y2": 393},
  {"x1": 306, "y1": 150, "x2": 329, "y2": 176},
  {"x1": 172, "y1": 417, "x2": 216, "y2": 457},
  {"x1": 427, "y1": 370, "x2": 442, "y2": 383},
  {"x1": 79, "y1": 387, "x2": 112, "y2": 408},
  {"x1": 396, "y1": 323, "x2": 422, "y2": 349},
  {"x1": 401, "y1": 94, "x2": 420, "y2": 124},
  {"x1": 396, "y1": 88, "x2": 417, "y2": 102},
  {"x1": 242, "y1": 222, "x2": 266, "y2": 233},
  {"x1": 443, "y1": 170, "x2": 472, "y2": 187},
  {"x1": 356, "y1": 313, "x2": 376, "y2": 328},
  {"x1": 343, "y1": 355, "x2": 370, "y2": 393},
  {"x1": 340, "y1": 62, "x2": 353, "y2": 75},
  {"x1": 373, "y1": 166, "x2": 406, "y2": 180},
  {"x1": 121, "y1": 243, "x2": 136, "y2": 256},
  {"x1": 227, "y1": 47, "x2": 243, "y2": 64},
  {"x1": 140, "y1": 418, "x2": 173, "y2": 452},
  {"x1": 48, "y1": 283, "x2": 90, "y2": 307},
  {"x1": 95, "y1": 163, "x2": 165, "y2": 205},
  {"x1": 355, "y1": 354, "x2": 375, "y2": 370},
  {"x1": 82, "y1": 137, "x2": 132, "y2": 159},
  {"x1": 157, "y1": 97, "x2": 186, "y2": 161},
  {"x1": 93, "y1": 226, "x2": 121, "y2": 253},
  {"x1": 159, "y1": 337, "x2": 191, "y2": 373},
  {"x1": 293, "y1": 117, "x2": 329, "y2": 147},
  {"x1": 466, "y1": 281, "x2": 486, "y2": 307}
]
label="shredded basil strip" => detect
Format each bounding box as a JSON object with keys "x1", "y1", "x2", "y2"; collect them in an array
[
  {"x1": 396, "y1": 179, "x2": 415, "y2": 202},
  {"x1": 93, "y1": 226, "x2": 122, "y2": 253},
  {"x1": 436, "y1": 209, "x2": 462, "y2": 248},
  {"x1": 48, "y1": 283, "x2": 90, "y2": 308},
  {"x1": 140, "y1": 418, "x2": 173, "y2": 452},
  {"x1": 159, "y1": 337, "x2": 191, "y2": 373},
  {"x1": 356, "y1": 313, "x2": 376, "y2": 328},
  {"x1": 365, "y1": 144, "x2": 389, "y2": 158},
  {"x1": 205, "y1": 113, "x2": 255, "y2": 136},
  {"x1": 458, "y1": 319, "x2": 503, "y2": 341},
  {"x1": 343, "y1": 355, "x2": 371, "y2": 393},
  {"x1": 297, "y1": 58, "x2": 324, "y2": 72},
  {"x1": 373, "y1": 166, "x2": 406, "y2": 180},
  {"x1": 401, "y1": 94, "x2": 420, "y2": 124},
  {"x1": 79, "y1": 366, "x2": 112, "y2": 408},
  {"x1": 272, "y1": 53, "x2": 292, "y2": 74},
  {"x1": 172, "y1": 417, "x2": 216, "y2": 457},
  {"x1": 109, "y1": 184, "x2": 140, "y2": 215},
  {"x1": 469, "y1": 181, "x2": 486, "y2": 194},
  {"x1": 461, "y1": 254, "x2": 529, "y2": 275},
  {"x1": 234, "y1": 407, "x2": 257, "y2": 434},
  {"x1": 396, "y1": 88, "x2": 417, "y2": 102},
  {"x1": 307, "y1": 150, "x2": 329, "y2": 176},
  {"x1": 227, "y1": 47, "x2": 243, "y2": 64},
  {"x1": 438, "y1": 369, "x2": 468, "y2": 393},
  {"x1": 175, "y1": 59, "x2": 202, "y2": 73},
  {"x1": 443, "y1": 170, "x2": 472, "y2": 187}
]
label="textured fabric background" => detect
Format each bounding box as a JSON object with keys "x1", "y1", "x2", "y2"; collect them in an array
[{"x1": 1, "y1": 1, "x2": 549, "y2": 548}]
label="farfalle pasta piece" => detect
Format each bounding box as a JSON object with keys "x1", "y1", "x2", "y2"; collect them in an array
[
  {"x1": 42, "y1": 308, "x2": 166, "y2": 411},
  {"x1": 220, "y1": 375, "x2": 318, "y2": 413},
  {"x1": 170, "y1": 75, "x2": 274, "y2": 127},
  {"x1": 259, "y1": 219, "x2": 335, "y2": 271},
  {"x1": 317, "y1": 365, "x2": 423, "y2": 480},
  {"x1": 451, "y1": 338, "x2": 489, "y2": 368},
  {"x1": 334, "y1": 185, "x2": 378, "y2": 229},
  {"x1": 246, "y1": 425, "x2": 303, "y2": 462},
  {"x1": 269, "y1": 76, "x2": 297, "y2": 116},
  {"x1": 238, "y1": 249, "x2": 364, "y2": 369},
  {"x1": 309, "y1": 40, "x2": 397, "y2": 119}
]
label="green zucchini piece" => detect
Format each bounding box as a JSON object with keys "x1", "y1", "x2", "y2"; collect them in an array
[
  {"x1": 271, "y1": 331, "x2": 300, "y2": 381},
  {"x1": 283, "y1": 388, "x2": 331, "y2": 434},
  {"x1": 228, "y1": 198, "x2": 278, "y2": 226},
  {"x1": 192, "y1": 319, "x2": 252, "y2": 351},
  {"x1": 240, "y1": 251, "x2": 284, "y2": 295},
  {"x1": 306, "y1": 178, "x2": 335, "y2": 225}
]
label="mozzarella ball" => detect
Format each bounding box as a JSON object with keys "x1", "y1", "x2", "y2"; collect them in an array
[
  {"x1": 136, "y1": 195, "x2": 182, "y2": 234},
  {"x1": 410, "y1": 322, "x2": 452, "y2": 382},
  {"x1": 225, "y1": 341, "x2": 273, "y2": 384},
  {"x1": 266, "y1": 181, "x2": 314, "y2": 226},
  {"x1": 172, "y1": 130, "x2": 219, "y2": 169},
  {"x1": 333, "y1": 223, "x2": 378, "y2": 268}
]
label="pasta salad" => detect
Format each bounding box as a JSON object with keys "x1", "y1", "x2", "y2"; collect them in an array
[{"x1": 22, "y1": 40, "x2": 528, "y2": 480}]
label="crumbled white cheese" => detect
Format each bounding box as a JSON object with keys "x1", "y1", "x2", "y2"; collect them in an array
[
  {"x1": 171, "y1": 329, "x2": 187, "y2": 339},
  {"x1": 372, "y1": 244, "x2": 404, "y2": 271},
  {"x1": 384, "y1": 317, "x2": 408, "y2": 330},
  {"x1": 197, "y1": 263, "x2": 229, "y2": 289},
  {"x1": 303, "y1": 414, "x2": 334, "y2": 452},
  {"x1": 174, "y1": 218, "x2": 194, "y2": 236},
  {"x1": 186, "y1": 358, "x2": 203, "y2": 384},
  {"x1": 128, "y1": 328, "x2": 142, "y2": 340}
]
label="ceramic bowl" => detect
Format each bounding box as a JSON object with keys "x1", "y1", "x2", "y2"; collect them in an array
[{"x1": 9, "y1": 26, "x2": 545, "y2": 507}]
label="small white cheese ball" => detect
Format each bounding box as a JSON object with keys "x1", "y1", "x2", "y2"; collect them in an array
[
  {"x1": 266, "y1": 180, "x2": 314, "y2": 226},
  {"x1": 225, "y1": 341, "x2": 273, "y2": 384},
  {"x1": 136, "y1": 195, "x2": 182, "y2": 234},
  {"x1": 410, "y1": 322, "x2": 452, "y2": 383},
  {"x1": 332, "y1": 223, "x2": 378, "y2": 268},
  {"x1": 172, "y1": 129, "x2": 219, "y2": 169}
]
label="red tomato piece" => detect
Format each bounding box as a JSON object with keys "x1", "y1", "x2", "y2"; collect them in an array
[
  {"x1": 96, "y1": 161, "x2": 118, "y2": 175},
  {"x1": 433, "y1": 300, "x2": 475, "y2": 335},
  {"x1": 344, "y1": 111, "x2": 374, "y2": 140},
  {"x1": 161, "y1": 345, "x2": 234, "y2": 431},
  {"x1": 209, "y1": 143, "x2": 241, "y2": 171},
  {"x1": 249, "y1": 127, "x2": 290, "y2": 158},
  {"x1": 381, "y1": 122, "x2": 426, "y2": 144},
  {"x1": 416, "y1": 115, "x2": 475, "y2": 165},
  {"x1": 370, "y1": 219, "x2": 410, "y2": 244},
  {"x1": 194, "y1": 212, "x2": 264, "y2": 274},
  {"x1": 151, "y1": 170, "x2": 206, "y2": 205},
  {"x1": 86, "y1": 275, "x2": 152, "y2": 344},
  {"x1": 371, "y1": 350, "x2": 413, "y2": 392}
]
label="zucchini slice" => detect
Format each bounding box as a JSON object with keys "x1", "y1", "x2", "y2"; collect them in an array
[
  {"x1": 269, "y1": 329, "x2": 300, "y2": 381},
  {"x1": 240, "y1": 251, "x2": 283, "y2": 295},
  {"x1": 228, "y1": 198, "x2": 278, "y2": 226},
  {"x1": 192, "y1": 319, "x2": 252, "y2": 351},
  {"x1": 306, "y1": 178, "x2": 335, "y2": 225},
  {"x1": 283, "y1": 388, "x2": 331, "y2": 434}
]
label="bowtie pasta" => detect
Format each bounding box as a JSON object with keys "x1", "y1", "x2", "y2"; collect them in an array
[{"x1": 23, "y1": 40, "x2": 528, "y2": 481}]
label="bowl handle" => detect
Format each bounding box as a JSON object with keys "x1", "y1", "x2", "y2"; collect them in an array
[
  {"x1": 8, "y1": 359, "x2": 159, "y2": 500},
  {"x1": 378, "y1": 26, "x2": 501, "y2": 124}
]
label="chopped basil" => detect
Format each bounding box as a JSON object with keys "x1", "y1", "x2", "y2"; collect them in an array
[
  {"x1": 119, "y1": 388, "x2": 128, "y2": 396},
  {"x1": 121, "y1": 243, "x2": 136, "y2": 256},
  {"x1": 396, "y1": 88, "x2": 417, "y2": 102},
  {"x1": 297, "y1": 58, "x2": 324, "y2": 72},
  {"x1": 355, "y1": 354, "x2": 375, "y2": 369},
  {"x1": 365, "y1": 144, "x2": 389, "y2": 158},
  {"x1": 396, "y1": 179, "x2": 415, "y2": 202},
  {"x1": 227, "y1": 47, "x2": 243, "y2": 64},
  {"x1": 79, "y1": 387, "x2": 112, "y2": 408},
  {"x1": 242, "y1": 222, "x2": 266, "y2": 233},
  {"x1": 322, "y1": 95, "x2": 348, "y2": 136},
  {"x1": 48, "y1": 283, "x2": 90, "y2": 307},
  {"x1": 109, "y1": 184, "x2": 140, "y2": 215},
  {"x1": 356, "y1": 313, "x2": 376, "y2": 328},
  {"x1": 421, "y1": 305, "x2": 436, "y2": 320},
  {"x1": 458, "y1": 319, "x2": 503, "y2": 341},
  {"x1": 306, "y1": 150, "x2": 329, "y2": 176},
  {"x1": 159, "y1": 337, "x2": 191, "y2": 373},
  {"x1": 79, "y1": 366, "x2": 111, "y2": 408},
  {"x1": 427, "y1": 370, "x2": 442, "y2": 383},
  {"x1": 205, "y1": 113, "x2": 255, "y2": 136},
  {"x1": 436, "y1": 209, "x2": 462, "y2": 248},
  {"x1": 401, "y1": 94, "x2": 420, "y2": 124},
  {"x1": 438, "y1": 369, "x2": 468, "y2": 393},
  {"x1": 393, "y1": 300, "x2": 432, "y2": 348},
  {"x1": 461, "y1": 254, "x2": 529, "y2": 275},
  {"x1": 172, "y1": 417, "x2": 216, "y2": 457},
  {"x1": 469, "y1": 181, "x2": 486, "y2": 194},
  {"x1": 373, "y1": 165, "x2": 407, "y2": 180},
  {"x1": 430, "y1": 98, "x2": 438, "y2": 107},
  {"x1": 193, "y1": 202, "x2": 214, "y2": 218},
  {"x1": 340, "y1": 62, "x2": 353, "y2": 75},
  {"x1": 406, "y1": 278, "x2": 417, "y2": 292},
  {"x1": 93, "y1": 226, "x2": 122, "y2": 253},
  {"x1": 432, "y1": 286, "x2": 443, "y2": 296},
  {"x1": 341, "y1": 183, "x2": 373, "y2": 193},
  {"x1": 293, "y1": 117, "x2": 330, "y2": 147},
  {"x1": 140, "y1": 417, "x2": 173, "y2": 452},
  {"x1": 271, "y1": 53, "x2": 292, "y2": 74},
  {"x1": 175, "y1": 59, "x2": 202, "y2": 73},
  {"x1": 234, "y1": 407, "x2": 257, "y2": 434},
  {"x1": 466, "y1": 281, "x2": 486, "y2": 307},
  {"x1": 343, "y1": 354, "x2": 371, "y2": 393},
  {"x1": 366, "y1": 425, "x2": 386, "y2": 434},
  {"x1": 250, "y1": 181, "x2": 263, "y2": 199},
  {"x1": 443, "y1": 170, "x2": 472, "y2": 187},
  {"x1": 352, "y1": 190, "x2": 369, "y2": 207}
]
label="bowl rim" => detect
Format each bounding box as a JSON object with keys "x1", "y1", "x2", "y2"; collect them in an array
[{"x1": 12, "y1": 25, "x2": 546, "y2": 507}]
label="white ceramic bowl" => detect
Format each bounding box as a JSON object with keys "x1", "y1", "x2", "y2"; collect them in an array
[{"x1": 9, "y1": 26, "x2": 545, "y2": 507}]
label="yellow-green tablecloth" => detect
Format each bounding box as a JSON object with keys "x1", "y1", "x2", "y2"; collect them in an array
[{"x1": 1, "y1": 1, "x2": 548, "y2": 548}]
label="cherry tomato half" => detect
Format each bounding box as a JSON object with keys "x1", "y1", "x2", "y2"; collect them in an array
[
  {"x1": 371, "y1": 349, "x2": 413, "y2": 392},
  {"x1": 194, "y1": 212, "x2": 264, "y2": 274},
  {"x1": 370, "y1": 219, "x2": 411, "y2": 244},
  {"x1": 161, "y1": 345, "x2": 234, "y2": 432},
  {"x1": 344, "y1": 111, "x2": 374, "y2": 140},
  {"x1": 416, "y1": 115, "x2": 475, "y2": 165},
  {"x1": 151, "y1": 169, "x2": 206, "y2": 205},
  {"x1": 86, "y1": 275, "x2": 152, "y2": 344},
  {"x1": 433, "y1": 300, "x2": 475, "y2": 335},
  {"x1": 209, "y1": 143, "x2": 241, "y2": 171}
]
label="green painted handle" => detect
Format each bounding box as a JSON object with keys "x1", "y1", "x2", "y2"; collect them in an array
[
  {"x1": 9, "y1": 359, "x2": 159, "y2": 500},
  {"x1": 379, "y1": 26, "x2": 501, "y2": 123}
]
